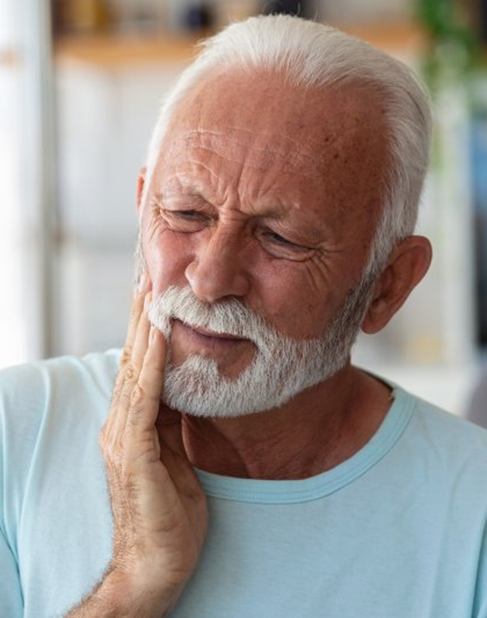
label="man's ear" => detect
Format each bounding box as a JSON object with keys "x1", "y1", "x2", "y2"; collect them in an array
[
  {"x1": 136, "y1": 167, "x2": 147, "y2": 213},
  {"x1": 361, "y1": 235, "x2": 432, "y2": 334}
]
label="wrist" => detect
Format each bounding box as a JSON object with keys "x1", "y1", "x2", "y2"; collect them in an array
[{"x1": 100, "y1": 566, "x2": 178, "y2": 617}]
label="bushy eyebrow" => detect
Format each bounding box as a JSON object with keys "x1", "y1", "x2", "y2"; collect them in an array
[
  {"x1": 157, "y1": 171, "x2": 220, "y2": 198},
  {"x1": 155, "y1": 185, "x2": 329, "y2": 245},
  {"x1": 154, "y1": 186, "x2": 211, "y2": 204},
  {"x1": 155, "y1": 175, "x2": 328, "y2": 235},
  {"x1": 156, "y1": 182, "x2": 306, "y2": 223}
]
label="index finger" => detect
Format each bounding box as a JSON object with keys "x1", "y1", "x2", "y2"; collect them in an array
[
  {"x1": 120, "y1": 277, "x2": 151, "y2": 368},
  {"x1": 129, "y1": 326, "x2": 168, "y2": 432}
]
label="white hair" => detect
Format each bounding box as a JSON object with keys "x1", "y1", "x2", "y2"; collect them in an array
[
  {"x1": 141, "y1": 14, "x2": 432, "y2": 277},
  {"x1": 148, "y1": 278, "x2": 374, "y2": 417}
]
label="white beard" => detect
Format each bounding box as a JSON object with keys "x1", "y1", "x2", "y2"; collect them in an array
[{"x1": 147, "y1": 280, "x2": 374, "y2": 419}]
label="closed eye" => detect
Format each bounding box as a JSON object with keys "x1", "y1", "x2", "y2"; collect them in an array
[
  {"x1": 263, "y1": 230, "x2": 306, "y2": 249},
  {"x1": 159, "y1": 207, "x2": 212, "y2": 234},
  {"x1": 259, "y1": 227, "x2": 315, "y2": 260},
  {"x1": 170, "y1": 210, "x2": 208, "y2": 220},
  {"x1": 266, "y1": 231, "x2": 295, "y2": 245}
]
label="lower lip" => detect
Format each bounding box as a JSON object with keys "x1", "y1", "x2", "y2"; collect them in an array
[{"x1": 174, "y1": 320, "x2": 247, "y2": 351}]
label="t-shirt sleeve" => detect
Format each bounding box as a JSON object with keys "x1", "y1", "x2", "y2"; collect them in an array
[
  {"x1": 0, "y1": 369, "x2": 24, "y2": 617},
  {"x1": 0, "y1": 354, "x2": 116, "y2": 617},
  {"x1": 0, "y1": 362, "x2": 44, "y2": 618},
  {"x1": 0, "y1": 526, "x2": 23, "y2": 616}
]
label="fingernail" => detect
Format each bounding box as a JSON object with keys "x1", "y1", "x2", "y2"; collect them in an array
[{"x1": 138, "y1": 273, "x2": 148, "y2": 293}]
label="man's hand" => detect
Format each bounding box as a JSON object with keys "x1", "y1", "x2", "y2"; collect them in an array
[{"x1": 66, "y1": 284, "x2": 208, "y2": 617}]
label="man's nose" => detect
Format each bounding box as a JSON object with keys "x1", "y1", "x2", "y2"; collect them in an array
[{"x1": 184, "y1": 228, "x2": 251, "y2": 304}]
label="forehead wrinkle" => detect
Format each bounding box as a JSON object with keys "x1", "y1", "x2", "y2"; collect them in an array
[
  {"x1": 158, "y1": 161, "x2": 221, "y2": 191},
  {"x1": 167, "y1": 129, "x2": 324, "y2": 177},
  {"x1": 171, "y1": 127, "x2": 332, "y2": 153},
  {"x1": 156, "y1": 171, "x2": 312, "y2": 223},
  {"x1": 156, "y1": 173, "x2": 221, "y2": 206}
]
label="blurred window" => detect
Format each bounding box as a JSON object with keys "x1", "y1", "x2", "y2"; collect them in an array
[
  {"x1": 0, "y1": 1, "x2": 27, "y2": 367},
  {"x1": 0, "y1": 0, "x2": 55, "y2": 368}
]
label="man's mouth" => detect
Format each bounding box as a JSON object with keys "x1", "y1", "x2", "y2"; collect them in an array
[
  {"x1": 172, "y1": 318, "x2": 249, "y2": 347},
  {"x1": 186, "y1": 322, "x2": 245, "y2": 341}
]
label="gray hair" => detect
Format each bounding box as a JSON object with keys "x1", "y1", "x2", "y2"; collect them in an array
[{"x1": 141, "y1": 14, "x2": 432, "y2": 277}]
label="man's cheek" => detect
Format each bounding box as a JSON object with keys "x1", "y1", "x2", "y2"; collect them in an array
[{"x1": 144, "y1": 232, "x2": 194, "y2": 295}]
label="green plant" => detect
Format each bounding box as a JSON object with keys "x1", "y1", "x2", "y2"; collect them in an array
[{"x1": 415, "y1": 0, "x2": 479, "y2": 89}]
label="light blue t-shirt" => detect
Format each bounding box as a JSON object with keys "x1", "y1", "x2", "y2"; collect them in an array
[{"x1": 2, "y1": 350, "x2": 487, "y2": 617}]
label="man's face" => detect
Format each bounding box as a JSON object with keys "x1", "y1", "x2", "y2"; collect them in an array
[{"x1": 139, "y1": 71, "x2": 389, "y2": 413}]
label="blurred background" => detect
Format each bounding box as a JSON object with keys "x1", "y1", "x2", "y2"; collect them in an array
[{"x1": 1, "y1": 0, "x2": 486, "y2": 416}]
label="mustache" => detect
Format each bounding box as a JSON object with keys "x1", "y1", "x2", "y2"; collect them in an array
[{"x1": 148, "y1": 285, "x2": 283, "y2": 351}]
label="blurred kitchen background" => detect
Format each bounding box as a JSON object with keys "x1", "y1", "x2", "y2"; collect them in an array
[{"x1": 1, "y1": 0, "x2": 486, "y2": 416}]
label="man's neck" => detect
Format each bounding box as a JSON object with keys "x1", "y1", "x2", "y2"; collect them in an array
[{"x1": 180, "y1": 366, "x2": 393, "y2": 480}]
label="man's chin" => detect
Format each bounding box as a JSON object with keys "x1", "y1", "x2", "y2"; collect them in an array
[
  {"x1": 161, "y1": 366, "x2": 270, "y2": 419},
  {"x1": 167, "y1": 342, "x2": 257, "y2": 383},
  {"x1": 161, "y1": 383, "x2": 255, "y2": 419},
  {"x1": 160, "y1": 345, "x2": 347, "y2": 419}
]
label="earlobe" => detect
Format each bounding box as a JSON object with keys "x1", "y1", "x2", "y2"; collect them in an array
[
  {"x1": 136, "y1": 167, "x2": 147, "y2": 213},
  {"x1": 361, "y1": 235, "x2": 432, "y2": 335},
  {"x1": 361, "y1": 274, "x2": 391, "y2": 335}
]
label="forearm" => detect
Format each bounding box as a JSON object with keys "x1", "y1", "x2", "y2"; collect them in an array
[{"x1": 64, "y1": 566, "x2": 179, "y2": 618}]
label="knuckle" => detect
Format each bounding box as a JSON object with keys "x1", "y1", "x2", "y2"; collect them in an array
[
  {"x1": 98, "y1": 427, "x2": 122, "y2": 462},
  {"x1": 128, "y1": 386, "x2": 148, "y2": 426},
  {"x1": 130, "y1": 384, "x2": 145, "y2": 408},
  {"x1": 138, "y1": 373, "x2": 162, "y2": 403},
  {"x1": 119, "y1": 347, "x2": 132, "y2": 367},
  {"x1": 123, "y1": 363, "x2": 137, "y2": 382},
  {"x1": 100, "y1": 437, "x2": 112, "y2": 459},
  {"x1": 104, "y1": 442, "x2": 120, "y2": 468}
]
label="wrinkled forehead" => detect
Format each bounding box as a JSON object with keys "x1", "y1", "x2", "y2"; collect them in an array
[
  {"x1": 152, "y1": 71, "x2": 390, "y2": 233},
  {"x1": 160, "y1": 69, "x2": 389, "y2": 168},
  {"x1": 164, "y1": 128, "x2": 327, "y2": 178}
]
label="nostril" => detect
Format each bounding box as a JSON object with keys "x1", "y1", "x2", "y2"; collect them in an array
[{"x1": 184, "y1": 257, "x2": 250, "y2": 304}]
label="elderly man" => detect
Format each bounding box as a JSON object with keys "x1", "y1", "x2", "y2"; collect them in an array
[{"x1": 2, "y1": 14, "x2": 487, "y2": 618}]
